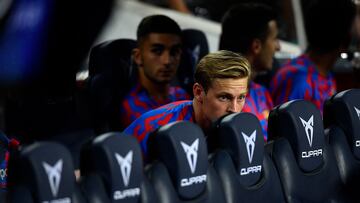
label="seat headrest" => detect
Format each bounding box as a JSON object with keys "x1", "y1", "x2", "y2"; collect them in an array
[
  {"x1": 178, "y1": 29, "x2": 209, "y2": 96},
  {"x1": 182, "y1": 29, "x2": 209, "y2": 64},
  {"x1": 324, "y1": 89, "x2": 360, "y2": 159},
  {"x1": 217, "y1": 112, "x2": 264, "y2": 187},
  {"x1": 80, "y1": 132, "x2": 143, "y2": 202},
  {"x1": 88, "y1": 39, "x2": 137, "y2": 77},
  {"x1": 10, "y1": 142, "x2": 75, "y2": 202},
  {"x1": 268, "y1": 100, "x2": 325, "y2": 172},
  {"x1": 150, "y1": 121, "x2": 208, "y2": 200}
]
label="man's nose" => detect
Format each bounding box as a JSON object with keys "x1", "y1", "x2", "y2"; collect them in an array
[
  {"x1": 227, "y1": 100, "x2": 240, "y2": 113},
  {"x1": 161, "y1": 51, "x2": 171, "y2": 65}
]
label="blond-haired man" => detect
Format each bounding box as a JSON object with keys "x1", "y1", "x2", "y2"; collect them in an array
[{"x1": 124, "y1": 50, "x2": 251, "y2": 155}]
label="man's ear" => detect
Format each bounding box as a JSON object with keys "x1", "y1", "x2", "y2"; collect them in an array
[
  {"x1": 251, "y1": 39, "x2": 262, "y2": 55},
  {"x1": 133, "y1": 48, "x2": 142, "y2": 67},
  {"x1": 193, "y1": 83, "x2": 204, "y2": 104}
]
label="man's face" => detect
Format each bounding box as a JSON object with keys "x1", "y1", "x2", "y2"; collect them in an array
[
  {"x1": 134, "y1": 33, "x2": 182, "y2": 84},
  {"x1": 195, "y1": 77, "x2": 248, "y2": 128},
  {"x1": 254, "y1": 20, "x2": 280, "y2": 71}
]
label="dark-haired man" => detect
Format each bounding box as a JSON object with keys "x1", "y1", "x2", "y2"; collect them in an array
[
  {"x1": 220, "y1": 3, "x2": 280, "y2": 141},
  {"x1": 120, "y1": 15, "x2": 190, "y2": 127},
  {"x1": 270, "y1": 0, "x2": 356, "y2": 113}
]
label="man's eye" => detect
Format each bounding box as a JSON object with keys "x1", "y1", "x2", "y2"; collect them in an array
[
  {"x1": 238, "y1": 95, "x2": 246, "y2": 102},
  {"x1": 219, "y1": 95, "x2": 229, "y2": 102},
  {"x1": 152, "y1": 49, "x2": 162, "y2": 55},
  {"x1": 170, "y1": 47, "x2": 181, "y2": 56}
]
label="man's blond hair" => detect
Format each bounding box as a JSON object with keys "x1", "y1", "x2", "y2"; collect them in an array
[{"x1": 194, "y1": 50, "x2": 251, "y2": 92}]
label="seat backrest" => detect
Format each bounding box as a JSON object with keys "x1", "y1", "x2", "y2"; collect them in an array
[
  {"x1": 268, "y1": 100, "x2": 346, "y2": 202},
  {"x1": 7, "y1": 142, "x2": 85, "y2": 203},
  {"x1": 80, "y1": 132, "x2": 158, "y2": 203},
  {"x1": 177, "y1": 29, "x2": 209, "y2": 96},
  {"x1": 323, "y1": 88, "x2": 360, "y2": 201},
  {"x1": 146, "y1": 121, "x2": 226, "y2": 203},
  {"x1": 324, "y1": 89, "x2": 360, "y2": 155},
  {"x1": 211, "y1": 112, "x2": 285, "y2": 202},
  {"x1": 87, "y1": 39, "x2": 137, "y2": 133},
  {"x1": 88, "y1": 39, "x2": 137, "y2": 77}
]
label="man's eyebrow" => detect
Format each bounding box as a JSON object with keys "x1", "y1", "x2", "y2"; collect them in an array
[
  {"x1": 171, "y1": 43, "x2": 182, "y2": 48},
  {"x1": 217, "y1": 91, "x2": 247, "y2": 96},
  {"x1": 217, "y1": 92, "x2": 234, "y2": 97},
  {"x1": 150, "y1": 43, "x2": 165, "y2": 48}
]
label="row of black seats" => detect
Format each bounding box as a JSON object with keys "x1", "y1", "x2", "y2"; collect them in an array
[{"x1": 5, "y1": 88, "x2": 360, "y2": 203}]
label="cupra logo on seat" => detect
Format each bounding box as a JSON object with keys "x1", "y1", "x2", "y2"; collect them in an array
[
  {"x1": 181, "y1": 139, "x2": 199, "y2": 174},
  {"x1": 241, "y1": 130, "x2": 256, "y2": 164},
  {"x1": 299, "y1": 115, "x2": 314, "y2": 147},
  {"x1": 115, "y1": 151, "x2": 133, "y2": 187},
  {"x1": 355, "y1": 107, "x2": 360, "y2": 120},
  {"x1": 43, "y1": 159, "x2": 63, "y2": 197},
  {"x1": 192, "y1": 45, "x2": 201, "y2": 64}
]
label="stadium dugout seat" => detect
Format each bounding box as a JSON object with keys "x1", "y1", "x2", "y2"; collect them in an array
[
  {"x1": 146, "y1": 121, "x2": 226, "y2": 203},
  {"x1": 79, "y1": 132, "x2": 158, "y2": 203},
  {"x1": 268, "y1": 100, "x2": 347, "y2": 202},
  {"x1": 88, "y1": 39, "x2": 137, "y2": 78},
  {"x1": 7, "y1": 142, "x2": 85, "y2": 203},
  {"x1": 178, "y1": 29, "x2": 209, "y2": 96},
  {"x1": 323, "y1": 89, "x2": 360, "y2": 202},
  {"x1": 86, "y1": 39, "x2": 138, "y2": 133},
  {"x1": 210, "y1": 112, "x2": 285, "y2": 203}
]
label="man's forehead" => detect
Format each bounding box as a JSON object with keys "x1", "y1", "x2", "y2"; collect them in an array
[
  {"x1": 146, "y1": 33, "x2": 181, "y2": 42},
  {"x1": 210, "y1": 78, "x2": 248, "y2": 91}
]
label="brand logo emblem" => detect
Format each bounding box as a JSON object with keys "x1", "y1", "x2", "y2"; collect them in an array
[
  {"x1": 355, "y1": 107, "x2": 360, "y2": 119},
  {"x1": 192, "y1": 45, "x2": 200, "y2": 64},
  {"x1": 300, "y1": 115, "x2": 314, "y2": 147},
  {"x1": 43, "y1": 159, "x2": 63, "y2": 197},
  {"x1": 181, "y1": 139, "x2": 199, "y2": 174},
  {"x1": 242, "y1": 130, "x2": 256, "y2": 164},
  {"x1": 0, "y1": 169, "x2": 7, "y2": 180},
  {"x1": 115, "y1": 151, "x2": 133, "y2": 187}
]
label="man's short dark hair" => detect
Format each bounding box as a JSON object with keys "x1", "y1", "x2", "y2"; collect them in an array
[
  {"x1": 136, "y1": 15, "x2": 182, "y2": 42},
  {"x1": 220, "y1": 3, "x2": 277, "y2": 54},
  {"x1": 304, "y1": 0, "x2": 355, "y2": 53}
]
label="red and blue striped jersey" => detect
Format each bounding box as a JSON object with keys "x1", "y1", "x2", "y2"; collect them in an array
[
  {"x1": 120, "y1": 83, "x2": 190, "y2": 127},
  {"x1": 123, "y1": 100, "x2": 194, "y2": 155},
  {"x1": 270, "y1": 54, "x2": 336, "y2": 113},
  {"x1": 242, "y1": 82, "x2": 273, "y2": 141},
  {"x1": 0, "y1": 152, "x2": 8, "y2": 190},
  {"x1": 0, "y1": 138, "x2": 19, "y2": 190}
]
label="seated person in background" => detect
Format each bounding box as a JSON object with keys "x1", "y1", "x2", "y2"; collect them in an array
[
  {"x1": 120, "y1": 15, "x2": 190, "y2": 127},
  {"x1": 270, "y1": 0, "x2": 356, "y2": 113},
  {"x1": 220, "y1": 3, "x2": 280, "y2": 141},
  {"x1": 124, "y1": 50, "x2": 251, "y2": 156}
]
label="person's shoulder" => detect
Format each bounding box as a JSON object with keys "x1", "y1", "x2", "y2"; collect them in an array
[
  {"x1": 123, "y1": 105, "x2": 164, "y2": 135},
  {"x1": 249, "y1": 82, "x2": 273, "y2": 103},
  {"x1": 160, "y1": 100, "x2": 193, "y2": 110},
  {"x1": 280, "y1": 54, "x2": 312, "y2": 74},
  {"x1": 250, "y1": 82, "x2": 271, "y2": 95},
  {"x1": 171, "y1": 85, "x2": 186, "y2": 91},
  {"x1": 122, "y1": 83, "x2": 145, "y2": 100},
  {"x1": 170, "y1": 85, "x2": 190, "y2": 96},
  {"x1": 275, "y1": 62, "x2": 308, "y2": 84},
  {"x1": 250, "y1": 82, "x2": 268, "y2": 91}
]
